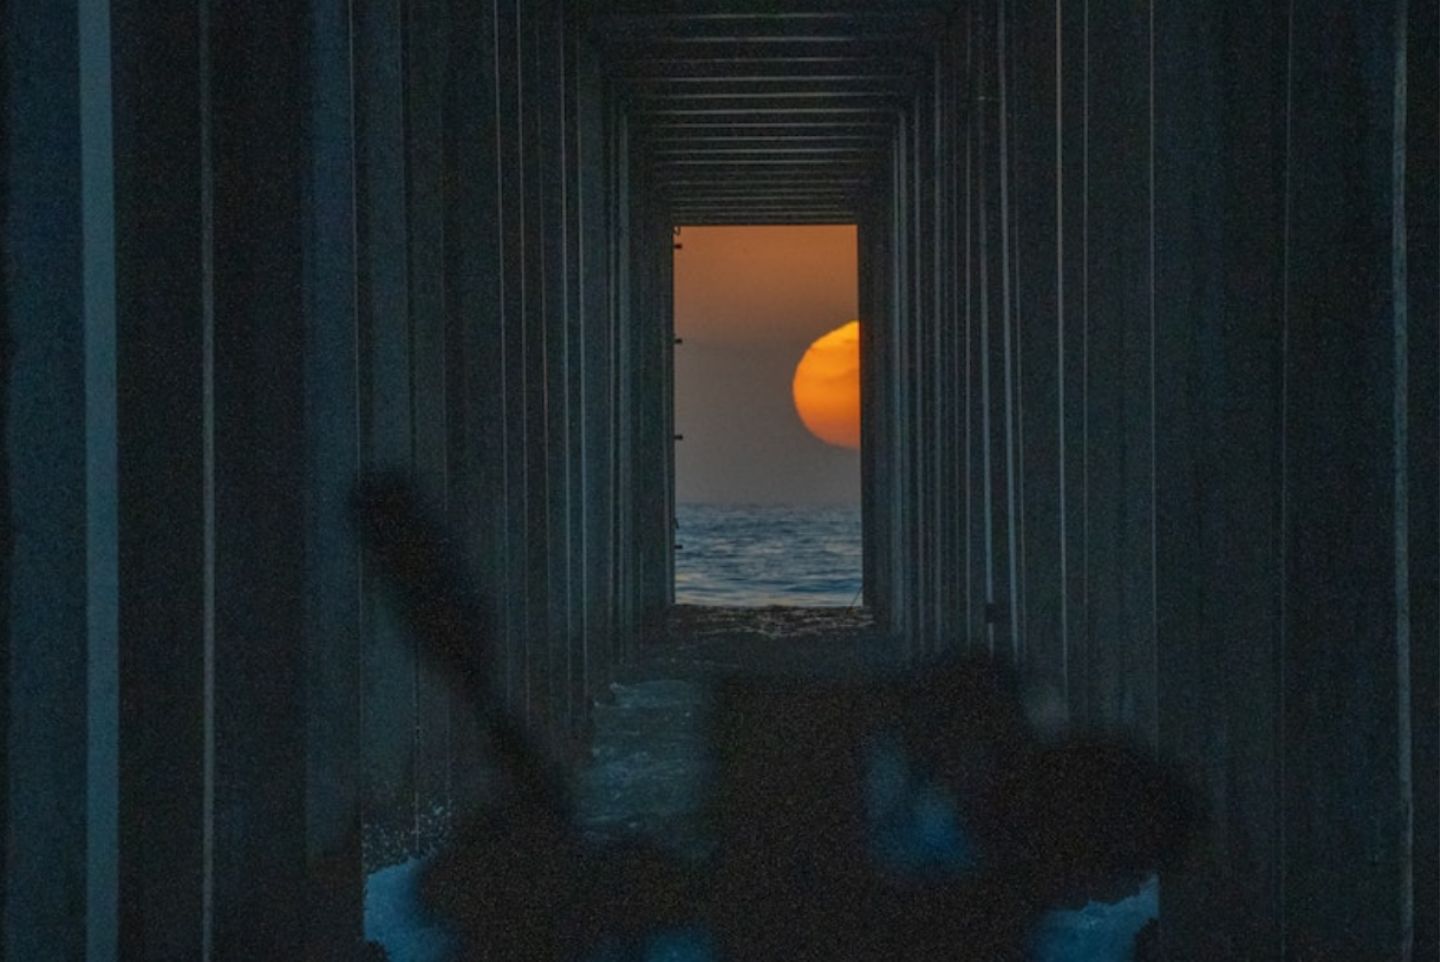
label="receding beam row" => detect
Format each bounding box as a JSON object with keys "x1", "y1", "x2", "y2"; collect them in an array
[
  {"x1": 641, "y1": 118, "x2": 895, "y2": 130},
  {"x1": 650, "y1": 150, "x2": 884, "y2": 164},
  {"x1": 590, "y1": 0, "x2": 952, "y2": 14},
  {"x1": 653, "y1": 157, "x2": 875, "y2": 167},
  {"x1": 620, "y1": 73, "x2": 918, "y2": 88},
  {"x1": 669, "y1": 213, "x2": 860, "y2": 223},
  {"x1": 592, "y1": 10, "x2": 941, "y2": 38},
  {"x1": 640, "y1": 132, "x2": 889, "y2": 143},
  {"x1": 601, "y1": 40, "x2": 930, "y2": 62},
  {"x1": 671, "y1": 215, "x2": 858, "y2": 226},
  {"x1": 597, "y1": 3, "x2": 923, "y2": 216},
  {"x1": 609, "y1": 56, "x2": 925, "y2": 78},
  {"x1": 619, "y1": 77, "x2": 916, "y2": 97},
  {"x1": 665, "y1": 193, "x2": 861, "y2": 206},
  {"x1": 630, "y1": 105, "x2": 898, "y2": 120}
]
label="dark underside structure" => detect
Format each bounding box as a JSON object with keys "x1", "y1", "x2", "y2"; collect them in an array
[{"x1": 2, "y1": 0, "x2": 1438, "y2": 959}]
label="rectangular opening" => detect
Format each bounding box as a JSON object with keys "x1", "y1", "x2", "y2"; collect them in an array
[{"x1": 671, "y1": 224, "x2": 862, "y2": 607}]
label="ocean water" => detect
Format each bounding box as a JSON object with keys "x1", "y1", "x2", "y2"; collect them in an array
[{"x1": 673, "y1": 503, "x2": 863, "y2": 607}]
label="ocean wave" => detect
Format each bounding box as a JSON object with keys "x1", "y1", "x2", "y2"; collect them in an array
[{"x1": 674, "y1": 503, "x2": 862, "y2": 607}]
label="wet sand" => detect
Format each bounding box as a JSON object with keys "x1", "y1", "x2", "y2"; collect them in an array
[{"x1": 578, "y1": 605, "x2": 893, "y2": 854}]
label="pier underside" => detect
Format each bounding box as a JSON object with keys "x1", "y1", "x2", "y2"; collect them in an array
[{"x1": 2, "y1": 0, "x2": 1437, "y2": 959}]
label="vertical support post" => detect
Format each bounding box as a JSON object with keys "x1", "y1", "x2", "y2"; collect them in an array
[
  {"x1": 858, "y1": 217, "x2": 882, "y2": 618},
  {"x1": 355, "y1": 0, "x2": 418, "y2": 867},
  {"x1": 405, "y1": 0, "x2": 455, "y2": 850},
  {"x1": 1282, "y1": 2, "x2": 1414, "y2": 952},
  {"x1": 1077, "y1": 0, "x2": 1155, "y2": 736},
  {"x1": 1402, "y1": 0, "x2": 1439, "y2": 952},
  {"x1": 1057, "y1": 0, "x2": 1088, "y2": 725},
  {"x1": 1010, "y1": 0, "x2": 1066, "y2": 697},
  {"x1": 1152, "y1": 3, "x2": 1288, "y2": 955},
  {"x1": 302, "y1": 0, "x2": 366, "y2": 949},
  {"x1": 207, "y1": 0, "x2": 320, "y2": 950},
  {"x1": 561, "y1": 0, "x2": 587, "y2": 741},
  {"x1": 3, "y1": 1, "x2": 120, "y2": 956},
  {"x1": 111, "y1": 0, "x2": 209, "y2": 951},
  {"x1": 444, "y1": 0, "x2": 505, "y2": 814},
  {"x1": 611, "y1": 107, "x2": 634, "y2": 654},
  {"x1": 517, "y1": 0, "x2": 554, "y2": 732},
  {"x1": 577, "y1": 36, "x2": 616, "y2": 705},
  {"x1": 494, "y1": 0, "x2": 532, "y2": 709},
  {"x1": 536, "y1": 0, "x2": 573, "y2": 740}
]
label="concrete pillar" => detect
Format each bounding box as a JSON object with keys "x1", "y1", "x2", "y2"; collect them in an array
[
  {"x1": 109, "y1": 1, "x2": 209, "y2": 952},
  {"x1": 611, "y1": 108, "x2": 636, "y2": 651},
  {"x1": 207, "y1": 0, "x2": 313, "y2": 951},
  {"x1": 631, "y1": 189, "x2": 675, "y2": 620},
  {"x1": 920, "y1": 0, "x2": 1436, "y2": 955},
  {"x1": 934, "y1": 17, "x2": 970, "y2": 651},
  {"x1": 858, "y1": 175, "x2": 904, "y2": 633},
  {"x1": 1403, "y1": 2, "x2": 1439, "y2": 953},
  {"x1": 660, "y1": 209, "x2": 677, "y2": 612},
  {"x1": 909, "y1": 84, "x2": 936, "y2": 655},
  {"x1": 1056, "y1": 0, "x2": 1089, "y2": 727},
  {"x1": 858, "y1": 215, "x2": 883, "y2": 618},
  {"x1": 1152, "y1": 0, "x2": 1432, "y2": 956},
  {"x1": 859, "y1": 208, "x2": 898, "y2": 624},
  {"x1": 561, "y1": 4, "x2": 588, "y2": 740},
  {"x1": 4, "y1": 0, "x2": 629, "y2": 951},
  {"x1": 1281, "y1": 3, "x2": 1414, "y2": 951},
  {"x1": 6, "y1": 2, "x2": 383, "y2": 954},
  {"x1": 302, "y1": 0, "x2": 367, "y2": 948},
  {"x1": 405, "y1": 0, "x2": 456, "y2": 850},
  {"x1": 433, "y1": 0, "x2": 622, "y2": 751},
  {"x1": 534, "y1": 0, "x2": 573, "y2": 738},
  {"x1": 3, "y1": 2, "x2": 119, "y2": 956},
  {"x1": 894, "y1": 116, "x2": 921, "y2": 650},
  {"x1": 576, "y1": 31, "x2": 616, "y2": 712},
  {"x1": 976, "y1": 0, "x2": 1014, "y2": 663},
  {"x1": 494, "y1": 0, "x2": 534, "y2": 711},
  {"x1": 960, "y1": 7, "x2": 991, "y2": 654},
  {"x1": 1075, "y1": 0, "x2": 1155, "y2": 738},
  {"x1": 444, "y1": 0, "x2": 506, "y2": 811},
  {"x1": 1009, "y1": 0, "x2": 1066, "y2": 701},
  {"x1": 354, "y1": 0, "x2": 418, "y2": 867},
  {"x1": 517, "y1": 0, "x2": 555, "y2": 732},
  {"x1": 641, "y1": 201, "x2": 668, "y2": 617},
  {"x1": 1152, "y1": 4, "x2": 1289, "y2": 955},
  {"x1": 992, "y1": 0, "x2": 1026, "y2": 671}
]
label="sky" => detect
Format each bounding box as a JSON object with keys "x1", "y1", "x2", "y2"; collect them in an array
[{"x1": 673, "y1": 225, "x2": 859, "y2": 505}]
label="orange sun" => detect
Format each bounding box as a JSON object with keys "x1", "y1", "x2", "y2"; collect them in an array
[{"x1": 792, "y1": 320, "x2": 861, "y2": 450}]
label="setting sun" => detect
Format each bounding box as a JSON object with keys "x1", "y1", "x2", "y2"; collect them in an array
[{"x1": 792, "y1": 320, "x2": 861, "y2": 451}]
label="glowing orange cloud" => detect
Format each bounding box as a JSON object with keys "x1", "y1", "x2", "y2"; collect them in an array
[{"x1": 792, "y1": 320, "x2": 861, "y2": 450}]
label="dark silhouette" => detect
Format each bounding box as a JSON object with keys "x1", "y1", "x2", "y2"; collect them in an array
[{"x1": 353, "y1": 477, "x2": 1202, "y2": 961}]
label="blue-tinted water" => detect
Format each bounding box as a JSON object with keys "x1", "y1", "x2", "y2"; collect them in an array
[{"x1": 674, "y1": 503, "x2": 862, "y2": 607}]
